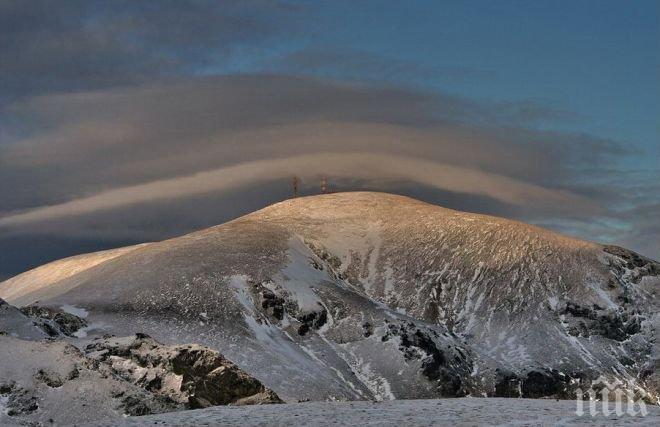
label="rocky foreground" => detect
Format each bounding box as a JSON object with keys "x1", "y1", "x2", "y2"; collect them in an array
[{"x1": 0, "y1": 299, "x2": 280, "y2": 426}]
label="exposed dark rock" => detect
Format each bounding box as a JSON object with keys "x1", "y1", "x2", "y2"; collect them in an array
[
  {"x1": 67, "y1": 367, "x2": 80, "y2": 380},
  {"x1": 35, "y1": 369, "x2": 64, "y2": 388},
  {"x1": 170, "y1": 346, "x2": 281, "y2": 407},
  {"x1": 0, "y1": 298, "x2": 50, "y2": 340},
  {"x1": 521, "y1": 370, "x2": 571, "y2": 398},
  {"x1": 20, "y1": 305, "x2": 87, "y2": 337},
  {"x1": 37, "y1": 321, "x2": 61, "y2": 337},
  {"x1": 6, "y1": 387, "x2": 39, "y2": 416},
  {"x1": 120, "y1": 394, "x2": 155, "y2": 416},
  {"x1": 559, "y1": 302, "x2": 643, "y2": 342},
  {"x1": 563, "y1": 302, "x2": 596, "y2": 319},
  {"x1": 619, "y1": 356, "x2": 636, "y2": 367},
  {"x1": 297, "y1": 306, "x2": 327, "y2": 336},
  {"x1": 494, "y1": 370, "x2": 521, "y2": 397},
  {"x1": 305, "y1": 242, "x2": 346, "y2": 279},
  {"x1": 86, "y1": 334, "x2": 283, "y2": 409},
  {"x1": 259, "y1": 288, "x2": 286, "y2": 321},
  {"x1": 362, "y1": 321, "x2": 374, "y2": 338},
  {"x1": 604, "y1": 245, "x2": 660, "y2": 273},
  {"x1": 383, "y1": 321, "x2": 468, "y2": 396},
  {"x1": 495, "y1": 369, "x2": 584, "y2": 399}
]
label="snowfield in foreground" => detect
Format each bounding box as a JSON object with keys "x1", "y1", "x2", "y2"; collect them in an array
[{"x1": 88, "y1": 398, "x2": 659, "y2": 427}]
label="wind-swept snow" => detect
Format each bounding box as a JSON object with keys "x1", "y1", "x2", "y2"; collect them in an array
[
  {"x1": 0, "y1": 245, "x2": 146, "y2": 305},
  {"x1": 89, "y1": 398, "x2": 660, "y2": 427},
  {"x1": 0, "y1": 192, "x2": 657, "y2": 410}
]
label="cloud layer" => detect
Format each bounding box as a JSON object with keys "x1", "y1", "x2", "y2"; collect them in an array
[
  {"x1": 0, "y1": 0, "x2": 298, "y2": 105},
  {"x1": 0, "y1": 75, "x2": 644, "y2": 249},
  {"x1": 0, "y1": 151, "x2": 602, "y2": 228},
  {"x1": 0, "y1": 1, "x2": 657, "y2": 279}
]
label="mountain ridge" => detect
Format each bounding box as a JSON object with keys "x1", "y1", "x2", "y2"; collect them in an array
[
  {"x1": 0, "y1": 191, "x2": 609, "y2": 295},
  {"x1": 1, "y1": 192, "x2": 658, "y2": 406}
]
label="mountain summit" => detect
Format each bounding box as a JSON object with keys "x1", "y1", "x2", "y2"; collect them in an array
[{"x1": 1, "y1": 192, "x2": 658, "y2": 403}]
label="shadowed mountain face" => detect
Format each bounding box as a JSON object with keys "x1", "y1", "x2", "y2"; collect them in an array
[{"x1": 1, "y1": 192, "x2": 658, "y2": 403}]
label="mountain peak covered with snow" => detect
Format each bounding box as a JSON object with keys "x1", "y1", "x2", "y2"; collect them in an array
[{"x1": 1, "y1": 192, "x2": 658, "y2": 410}]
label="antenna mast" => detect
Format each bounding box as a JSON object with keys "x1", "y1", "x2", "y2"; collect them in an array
[
  {"x1": 321, "y1": 176, "x2": 327, "y2": 194},
  {"x1": 292, "y1": 176, "x2": 299, "y2": 198}
]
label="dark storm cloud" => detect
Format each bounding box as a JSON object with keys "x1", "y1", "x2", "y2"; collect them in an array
[{"x1": 0, "y1": 0, "x2": 298, "y2": 105}]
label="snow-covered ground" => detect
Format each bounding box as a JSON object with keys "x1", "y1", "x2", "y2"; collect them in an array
[
  {"x1": 88, "y1": 398, "x2": 660, "y2": 427},
  {"x1": 0, "y1": 192, "x2": 658, "y2": 424}
]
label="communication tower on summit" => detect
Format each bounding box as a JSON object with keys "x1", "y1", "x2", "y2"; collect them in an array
[
  {"x1": 321, "y1": 176, "x2": 328, "y2": 194},
  {"x1": 292, "y1": 176, "x2": 299, "y2": 198}
]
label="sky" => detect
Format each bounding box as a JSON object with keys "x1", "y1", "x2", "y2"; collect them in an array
[{"x1": 0, "y1": 0, "x2": 658, "y2": 279}]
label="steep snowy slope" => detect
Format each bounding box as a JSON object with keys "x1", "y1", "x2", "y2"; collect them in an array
[{"x1": 1, "y1": 192, "x2": 658, "y2": 403}]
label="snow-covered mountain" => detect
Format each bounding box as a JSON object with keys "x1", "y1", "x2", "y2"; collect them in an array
[
  {"x1": 1, "y1": 192, "x2": 658, "y2": 406},
  {"x1": 0, "y1": 298, "x2": 281, "y2": 425}
]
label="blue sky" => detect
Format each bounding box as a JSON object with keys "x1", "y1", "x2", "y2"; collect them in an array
[
  {"x1": 0, "y1": 0, "x2": 658, "y2": 277},
  {"x1": 278, "y1": 1, "x2": 659, "y2": 160},
  {"x1": 212, "y1": 0, "x2": 659, "y2": 172}
]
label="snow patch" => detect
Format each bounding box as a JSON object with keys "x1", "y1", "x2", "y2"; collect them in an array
[
  {"x1": 0, "y1": 394, "x2": 8, "y2": 415},
  {"x1": 73, "y1": 321, "x2": 107, "y2": 338},
  {"x1": 364, "y1": 223, "x2": 382, "y2": 292},
  {"x1": 229, "y1": 274, "x2": 318, "y2": 368},
  {"x1": 383, "y1": 263, "x2": 395, "y2": 296},
  {"x1": 277, "y1": 238, "x2": 325, "y2": 312},
  {"x1": 347, "y1": 356, "x2": 395, "y2": 402},
  {"x1": 60, "y1": 304, "x2": 89, "y2": 318}
]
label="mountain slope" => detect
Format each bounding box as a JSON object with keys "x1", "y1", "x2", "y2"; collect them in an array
[
  {"x1": 0, "y1": 298, "x2": 282, "y2": 425},
  {"x1": 1, "y1": 192, "x2": 658, "y2": 403}
]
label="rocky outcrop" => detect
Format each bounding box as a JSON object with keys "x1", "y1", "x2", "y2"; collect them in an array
[
  {"x1": 0, "y1": 334, "x2": 177, "y2": 426},
  {"x1": 0, "y1": 298, "x2": 88, "y2": 340},
  {"x1": 494, "y1": 369, "x2": 585, "y2": 399},
  {"x1": 20, "y1": 304, "x2": 87, "y2": 337},
  {"x1": 0, "y1": 298, "x2": 50, "y2": 340},
  {"x1": 603, "y1": 245, "x2": 660, "y2": 279},
  {"x1": 86, "y1": 334, "x2": 282, "y2": 408},
  {"x1": 381, "y1": 320, "x2": 471, "y2": 397},
  {"x1": 0, "y1": 298, "x2": 281, "y2": 426}
]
